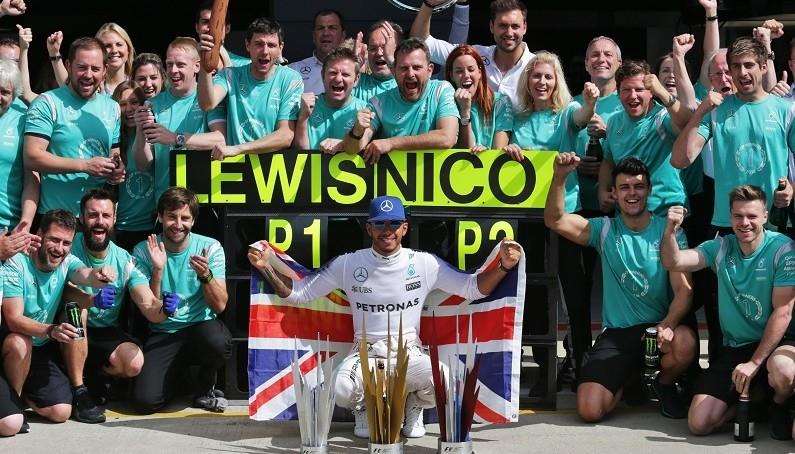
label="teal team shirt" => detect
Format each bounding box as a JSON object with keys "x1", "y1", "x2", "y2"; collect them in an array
[
  {"x1": 306, "y1": 94, "x2": 367, "y2": 149},
  {"x1": 144, "y1": 89, "x2": 226, "y2": 201},
  {"x1": 213, "y1": 64, "x2": 303, "y2": 146},
  {"x1": 588, "y1": 215, "x2": 688, "y2": 329},
  {"x1": 2, "y1": 252, "x2": 85, "y2": 346},
  {"x1": 352, "y1": 73, "x2": 397, "y2": 104},
  {"x1": 698, "y1": 231, "x2": 795, "y2": 347},
  {"x1": 574, "y1": 92, "x2": 623, "y2": 211},
  {"x1": 25, "y1": 86, "x2": 121, "y2": 215},
  {"x1": 71, "y1": 234, "x2": 148, "y2": 328},
  {"x1": 368, "y1": 79, "x2": 459, "y2": 138},
  {"x1": 468, "y1": 92, "x2": 513, "y2": 148},
  {"x1": 132, "y1": 233, "x2": 225, "y2": 333},
  {"x1": 696, "y1": 94, "x2": 795, "y2": 227},
  {"x1": 511, "y1": 102, "x2": 582, "y2": 213},
  {"x1": 117, "y1": 138, "x2": 155, "y2": 231},
  {"x1": 603, "y1": 103, "x2": 686, "y2": 216},
  {"x1": 0, "y1": 98, "x2": 28, "y2": 228},
  {"x1": 228, "y1": 51, "x2": 251, "y2": 68}
]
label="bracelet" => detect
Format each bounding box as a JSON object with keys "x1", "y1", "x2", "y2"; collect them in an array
[
  {"x1": 663, "y1": 94, "x2": 677, "y2": 108},
  {"x1": 498, "y1": 260, "x2": 512, "y2": 272},
  {"x1": 348, "y1": 128, "x2": 364, "y2": 140},
  {"x1": 45, "y1": 324, "x2": 56, "y2": 339},
  {"x1": 49, "y1": 54, "x2": 61, "y2": 61},
  {"x1": 199, "y1": 269, "x2": 214, "y2": 284},
  {"x1": 705, "y1": 15, "x2": 718, "y2": 21}
]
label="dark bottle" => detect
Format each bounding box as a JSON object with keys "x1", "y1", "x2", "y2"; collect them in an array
[
  {"x1": 769, "y1": 179, "x2": 790, "y2": 232},
  {"x1": 733, "y1": 394, "x2": 754, "y2": 442},
  {"x1": 585, "y1": 136, "x2": 603, "y2": 162},
  {"x1": 643, "y1": 327, "x2": 660, "y2": 401}
]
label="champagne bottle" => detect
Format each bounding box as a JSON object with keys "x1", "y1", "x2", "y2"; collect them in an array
[
  {"x1": 585, "y1": 136, "x2": 603, "y2": 162},
  {"x1": 769, "y1": 179, "x2": 790, "y2": 232},
  {"x1": 733, "y1": 394, "x2": 754, "y2": 442}
]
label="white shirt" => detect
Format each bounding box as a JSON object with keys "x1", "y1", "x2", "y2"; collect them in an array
[
  {"x1": 285, "y1": 247, "x2": 484, "y2": 340},
  {"x1": 288, "y1": 54, "x2": 324, "y2": 95},
  {"x1": 424, "y1": 36, "x2": 534, "y2": 111}
]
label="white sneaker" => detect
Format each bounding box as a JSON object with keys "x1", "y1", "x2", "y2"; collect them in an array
[
  {"x1": 401, "y1": 403, "x2": 425, "y2": 438},
  {"x1": 353, "y1": 407, "x2": 369, "y2": 439}
]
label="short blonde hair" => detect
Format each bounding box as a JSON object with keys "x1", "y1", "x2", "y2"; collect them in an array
[
  {"x1": 517, "y1": 50, "x2": 571, "y2": 114},
  {"x1": 167, "y1": 37, "x2": 200, "y2": 61},
  {"x1": 95, "y1": 22, "x2": 136, "y2": 77}
]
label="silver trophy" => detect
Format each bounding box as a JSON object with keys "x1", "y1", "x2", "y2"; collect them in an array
[
  {"x1": 385, "y1": 0, "x2": 457, "y2": 13},
  {"x1": 293, "y1": 335, "x2": 336, "y2": 454}
]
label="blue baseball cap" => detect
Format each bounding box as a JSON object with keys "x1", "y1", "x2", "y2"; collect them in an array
[{"x1": 368, "y1": 196, "x2": 406, "y2": 222}]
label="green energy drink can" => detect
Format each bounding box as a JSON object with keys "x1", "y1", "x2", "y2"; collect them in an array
[
  {"x1": 65, "y1": 302, "x2": 85, "y2": 338},
  {"x1": 643, "y1": 327, "x2": 659, "y2": 400}
]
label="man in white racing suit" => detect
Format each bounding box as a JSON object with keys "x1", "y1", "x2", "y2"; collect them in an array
[{"x1": 248, "y1": 196, "x2": 522, "y2": 439}]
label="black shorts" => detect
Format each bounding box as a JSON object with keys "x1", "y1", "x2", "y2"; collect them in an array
[
  {"x1": 693, "y1": 342, "x2": 770, "y2": 404},
  {"x1": 0, "y1": 374, "x2": 22, "y2": 419},
  {"x1": 579, "y1": 323, "x2": 654, "y2": 394},
  {"x1": 24, "y1": 341, "x2": 73, "y2": 408},
  {"x1": 87, "y1": 325, "x2": 140, "y2": 368}
]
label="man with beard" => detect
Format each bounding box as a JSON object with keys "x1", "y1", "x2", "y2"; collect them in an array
[
  {"x1": 546, "y1": 154, "x2": 697, "y2": 421},
  {"x1": 249, "y1": 195, "x2": 522, "y2": 438},
  {"x1": 410, "y1": 0, "x2": 533, "y2": 110},
  {"x1": 289, "y1": 9, "x2": 346, "y2": 95},
  {"x1": 23, "y1": 37, "x2": 124, "y2": 217},
  {"x1": 661, "y1": 186, "x2": 795, "y2": 436},
  {"x1": 1, "y1": 209, "x2": 119, "y2": 424},
  {"x1": 68, "y1": 189, "x2": 171, "y2": 404},
  {"x1": 672, "y1": 37, "x2": 795, "y2": 236},
  {"x1": 597, "y1": 60, "x2": 691, "y2": 217},
  {"x1": 342, "y1": 38, "x2": 458, "y2": 164},
  {"x1": 293, "y1": 47, "x2": 366, "y2": 153},
  {"x1": 131, "y1": 187, "x2": 230, "y2": 414},
  {"x1": 133, "y1": 37, "x2": 227, "y2": 204},
  {"x1": 198, "y1": 18, "x2": 302, "y2": 160},
  {"x1": 352, "y1": 20, "x2": 401, "y2": 103},
  {"x1": 195, "y1": 0, "x2": 249, "y2": 70}
]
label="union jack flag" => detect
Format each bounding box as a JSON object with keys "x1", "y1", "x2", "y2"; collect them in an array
[{"x1": 248, "y1": 242, "x2": 526, "y2": 423}]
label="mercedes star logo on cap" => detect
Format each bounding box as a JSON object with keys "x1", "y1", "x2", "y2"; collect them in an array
[{"x1": 380, "y1": 200, "x2": 394, "y2": 212}]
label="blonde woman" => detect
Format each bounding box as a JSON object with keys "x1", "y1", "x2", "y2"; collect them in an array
[{"x1": 48, "y1": 22, "x2": 135, "y2": 94}]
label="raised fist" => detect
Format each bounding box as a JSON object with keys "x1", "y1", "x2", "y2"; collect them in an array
[
  {"x1": 666, "y1": 205, "x2": 687, "y2": 230},
  {"x1": 672, "y1": 34, "x2": 695, "y2": 57},
  {"x1": 582, "y1": 82, "x2": 600, "y2": 105}
]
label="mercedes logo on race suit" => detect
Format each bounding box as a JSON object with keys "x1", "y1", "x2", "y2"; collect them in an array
[{"x1": 353, "y1": 266, "x2": 369, "y2": 282}]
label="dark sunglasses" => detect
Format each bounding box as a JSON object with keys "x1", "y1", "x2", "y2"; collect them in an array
[{"x1": 368, "y1": 220, "x2": 406, "y2": 230}]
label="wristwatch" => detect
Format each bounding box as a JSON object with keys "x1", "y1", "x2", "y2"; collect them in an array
[
  {"x1": 663, "y1": 94, "x2": 677, "y2": 108},
  {"x1": 767, "y1": 51, "x2": 776, "y2": 61},
  {"x1": 348, "y1": 128, "x2": 364, "y2": 140},
  {"x1": 175, "y1": 133, "x2": 186, "y2": 149},
  {"x1": 459, "y1": 116, "x2": 471, "y2": 126}
]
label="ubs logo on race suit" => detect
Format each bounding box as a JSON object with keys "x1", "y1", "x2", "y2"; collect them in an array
[
  {"x1": 351, "y1": 285, "x2": 372, "y2": 293},
  {"x1": 125, "y1": 169, "x2": 154, "y2": 200},
  {"x1": 735, "y1": 293, "x2": 764, "y2": 320},
  {"x1": 734, "y1": 143, "x2": 767, "y2": 175},
  {"x1": 353, "y1": 266, "x2": 368, "y2": 282},
  {"x1": 620, "y1": 270, "x2": 649, "y2": 298},
  {"x1": 405, "y1": 281, "x2": 421, "y2": 291},
  {"x1": 78, "y1": 138, "x2": 106, "y2": 159}
]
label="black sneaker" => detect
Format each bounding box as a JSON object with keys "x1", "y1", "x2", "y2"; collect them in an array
[
  {"x1": 654, "y1": 378, "x2": 687, "y2": 419},
  {"x1": 192, "y1": 388, "x2": 228, "y2": 413},
  {"x1": 770, "y1": 402, "x2": 793, "y2": 440},
  {"x1": 72, "y1": 385, "x2": 106, "y2": 424},
  {"x1": 17, "y1": 416, "x2": 29, "y2": 434}
]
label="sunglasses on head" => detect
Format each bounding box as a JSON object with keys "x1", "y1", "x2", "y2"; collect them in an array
[{"x1": 368, "y1": 220, "x2": 406, "y2": 229}]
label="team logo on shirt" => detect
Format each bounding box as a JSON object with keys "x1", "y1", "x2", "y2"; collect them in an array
[
  {"x1": 238, "y1": 119, "x2": 265, "y2": 140},
  {"x1": 734, "y1": 143, "x2": 767, "y2": 175},
  {"x1": 620, "y1": 270, "x2": 649, "y2": 298},
  {"x1": 353, "y1": 266, "x2": 368, "y2": 282},
  {"x1": 64, "y1": 106, "x2": 80, "y2": 122},
  {"x1": 3, "y1": 126, "x2": 15, "y2": 139},
  {"x1": 735, "y1": 293, "x2": 763, "y2": 320},
  {"x1": 125, "y1": 170, "x2": 154, "y2": 199},
  {"x1": 482, "y1": 56, "x2": 490, "y2": 66},
  {"x1": 300, "y1": 66, "x2": 312, "y2": 77},
  {"x1": 766, "y1": 111, "x2": 783, "y2": 131},
  {"x1": 380, "y1": 199, "x2": 394, "y2": 212},
  {"x1": 77, "y1": 138, "x2": 106, "y2": 159}
]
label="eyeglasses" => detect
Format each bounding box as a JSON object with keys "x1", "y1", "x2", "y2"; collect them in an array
[{"x1": 368, "y1": 220, "x2": 405, "y2": 230}]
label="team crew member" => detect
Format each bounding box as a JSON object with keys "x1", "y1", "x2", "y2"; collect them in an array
[
  {"x1": 248, "y1": 196, "x2": 522, "y2": 438},
  {"x1": 24, "y1": 37, "x2": 124, "y2": 216},
  {"x1": 70, "y1": 189, "x2": 165, "y2": 403},
  {"x1": 198, "y1": 18, "x2": 302, "y2": 159},
  {"x1": 1, "y1": 210, "x2": 119, "y2": 424},
  {"x1": 115, "y1": 54, "x2": 165, "y2": 251},
  {"x1": 411, "y1": 0, "x2": 534, "y2": 110},
  {"x1": 0, "y1": 58, "x2": 36, "y2": 231},
  {"x1": 289, "y1": 9, "x2": 346, "y2": 95},
  {"x1": 131, "y1": 187, "x2": 230, "y2": 414},
  {"x1": 661, "y1": 186, "x2": 795, "y2": 436},
  {"x1": 134, "y1": 37, "x2": 227, "y2": 204},
  {"x1": 342, "y1": 38, "x2": 458, "y2": 163},
  {"x1": 293, "y1": 47, "x2": 366, "y2": 153},
  {"x1": 672, "y1": 37, "x2": 795, "y2": 231},
  {"x1": 352, "y1": 21, "x2": 401, "y2": 103},
  {"x1": 445, "y1": 45, "x2": 513, "y2": 151},
  {"x1": 546, "y1": 154, "x2": 697, "y2": 421},
  {"x1": 597, "y1": 60, "x2": 690, "y2": 216},
  {"x1": 195, "y1": 0, "x2": 250, "y2": 69}
]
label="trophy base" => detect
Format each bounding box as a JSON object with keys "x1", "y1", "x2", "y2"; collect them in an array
[
  {"x1": 300, "y1": 445, "x2": 328, "y2": 454},
  {"x1": 369, "y1": 442, "x2": 404, "y2": 454},
  {"x1": 438, "y1": 439, "x2": 474, "y2": 454}
]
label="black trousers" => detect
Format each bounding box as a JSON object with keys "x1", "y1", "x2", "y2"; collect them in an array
[{"x1": 132, "y1": 319, "x2": 232, "y2": 414}]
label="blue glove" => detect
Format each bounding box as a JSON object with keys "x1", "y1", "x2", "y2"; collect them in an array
[
  {"x1": 162, "y1": 291, "x2": 181, "y2": 317},
  {"x1": 93, "y1": 286, "x2": 118, "y2": 310}
]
